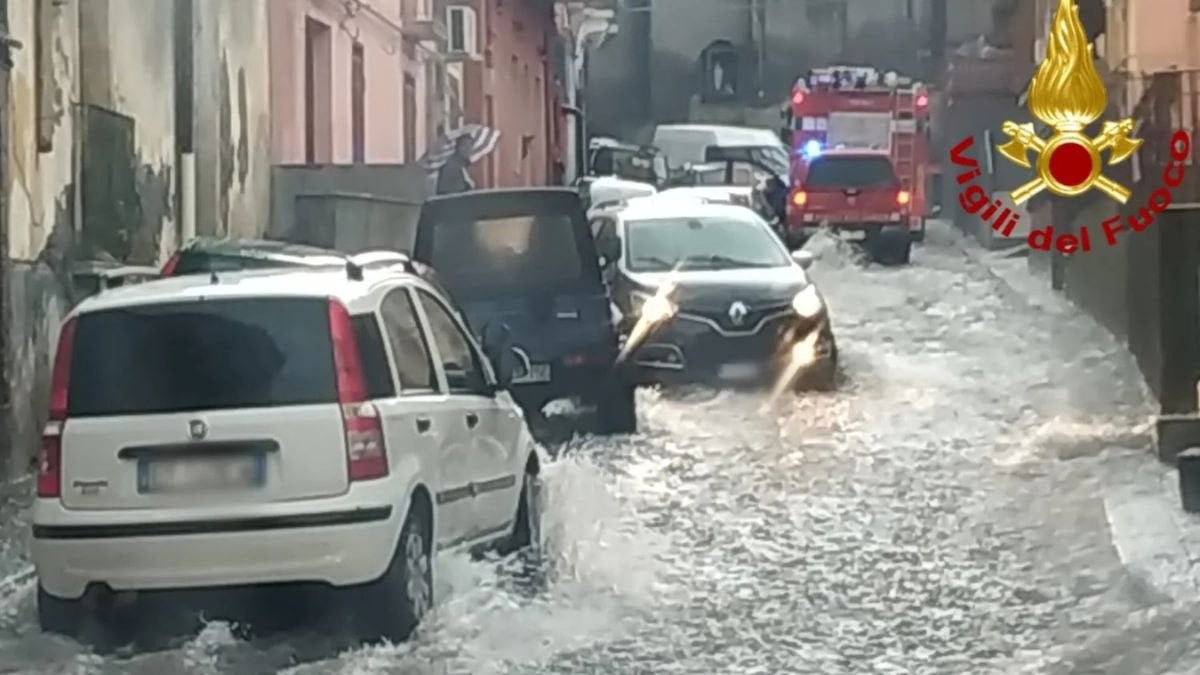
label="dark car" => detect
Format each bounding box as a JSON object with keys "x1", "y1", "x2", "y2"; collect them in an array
[
  {"x1": 161, "y1": 237, "x2": 458, "y2": 304},
  {"x1": 159, "y1": 237, "x2": 351, "y2": 276},
  {"x1": 589, "y1": 197, "x2": 837, "y2": 390},
  {"x1": 786, "y1": 150, "x2": 913, "y2": 264},
  {"x1": 414, "y1": 188, "x2": 636, "y2": 434}
]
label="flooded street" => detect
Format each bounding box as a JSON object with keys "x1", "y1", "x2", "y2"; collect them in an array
[{"x1": 3, "y1": 225, "x2": 1199, "y2": 674}]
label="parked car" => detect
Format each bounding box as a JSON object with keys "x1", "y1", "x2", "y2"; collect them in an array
[
  {"x1": 161, "y1": 237, "x2": 459, "y2": 308},
  {"x1": 32, "y1": 263, "x2": 543, "y2": 644},
  {"x1": 582, "y1": 175, "x2": 659, "y2": 213},
  {"x1": 414, "y1": 188, "x2": 637, "y2": 434},
  {"x1": 785, "y1": 149, "x2": 913, "y2": 265},
  {"x1": 159, "y1": 237, "x2": 349, "y2": 276},
  {"x1": 651, "y1": 124, "x2": 790, "y2": 176},
  {"x1": 589, "y1": 198, "x2": 837, "y2": 390},
  {"x1": 71, "y1": 260, "x2": 161, "y2": 297}
]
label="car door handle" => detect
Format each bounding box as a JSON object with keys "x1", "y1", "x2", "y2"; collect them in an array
[
  {"x1": 416, "y1": 417, "x2": 432, "y2": 433},
  {"x1": 465, "y1": 412, "x2": 479, "y2": 429}
]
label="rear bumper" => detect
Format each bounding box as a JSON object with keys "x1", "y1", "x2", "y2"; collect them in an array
[
  {"x1": 511, "y1": 362, "x2": 620, "y2": 405},
  {"x1": 785, "y1": 221, "x2": 911, "y2": 246},
  {"x1": 32, "y1": 496, "x2": 403, "y2": 599}
]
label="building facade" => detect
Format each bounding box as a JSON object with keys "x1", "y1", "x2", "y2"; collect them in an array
[
  {"x1": 456, "y1": 0, "x2": 565, "y2": 188},
  {"x1": 268, "y1": 0, "x2": 410, "y2": 164},
  {"x1": 0, "y1": 0, "x2": 273, "y2": 477}
]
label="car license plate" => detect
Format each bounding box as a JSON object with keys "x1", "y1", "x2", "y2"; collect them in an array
[
  {"x1": 139, "y1": 454, "x2": 265, "y2": 494},
  {"x1": 718, "y1": 362, "x2": 761, "y2": 380},
  {"x1": 841, "y1": 230, "x2": 867, "y2": 241},
  {"x1": 513, "y1": 363, "x2": 551, "y2": 384}
]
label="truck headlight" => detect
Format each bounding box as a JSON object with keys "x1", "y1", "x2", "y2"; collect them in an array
[{"x1": 792, "y1": 285, "x2": 824, "y2": 319}]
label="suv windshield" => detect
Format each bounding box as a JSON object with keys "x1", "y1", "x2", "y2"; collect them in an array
[
  {"x1": 626, "y1": 213, "x2": 791, "y2": 272},
  {"x1": 805, "y1": 155, "x2": 897, "y2": 189},
  {"x1": 427, "y1": 214, "x2": 584, "y2": 293},
  {"x1": 68, "y1": 298, "x2": 336, "y2": 416}
]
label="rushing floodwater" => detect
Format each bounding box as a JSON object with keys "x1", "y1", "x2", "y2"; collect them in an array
[{"x1": 5, "y1": 224, "x2": 1200, "y2": 674}]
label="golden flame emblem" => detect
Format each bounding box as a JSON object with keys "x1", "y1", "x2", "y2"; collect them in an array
[{"x1": 998, "y1": 0, "x2": 1142, "y2": 204}]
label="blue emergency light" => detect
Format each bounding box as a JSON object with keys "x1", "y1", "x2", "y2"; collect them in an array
[{"x1": 803, "y1": 140, "x2": 823, "y2": 158}]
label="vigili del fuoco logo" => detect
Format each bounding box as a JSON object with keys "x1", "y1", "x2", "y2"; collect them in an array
[{"x1": 950, "y1": 0, "x2": 1192, "y2": 254}]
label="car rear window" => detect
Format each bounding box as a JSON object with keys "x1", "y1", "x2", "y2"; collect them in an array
[
  {"x1": 805, "y1": 156, "x2": 898, "y2": 189},
  {"x1": 68, "y1": 298, "x2": 337, "y2": 417},
  {"x1": 427, "y1": 214, "x2": 584, "y2": 293}
]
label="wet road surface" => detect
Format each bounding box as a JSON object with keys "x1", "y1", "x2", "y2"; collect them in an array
[{"x1": 3, "y1": 224, "x2": 1200, "y2": 674}]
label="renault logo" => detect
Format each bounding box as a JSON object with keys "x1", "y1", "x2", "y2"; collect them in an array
[
  {"x1": 188, "y1": 419, "x2": 208, "y2": 441},
  {"x1": 728, "y1": 301, "x2": 748, "y2": 326}
]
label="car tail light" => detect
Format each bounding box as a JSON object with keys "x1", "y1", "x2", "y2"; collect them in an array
[
  {"x1": 792, "y1": 191, "x2": 808, "y2": 207},
  {"x1": 791, "y1": 91, "x2": 805, "y2": 106},
  {"x1": 897, "y1": 190, "x2": 911, "y2": 206},
  {"x1": 328, "y1": 300, "x2": 388, "y2": 482},
  {"x1": 39, "y1": 318, "x2": 76, "y2": 498},
  {"x1": 160, "y1": 253, "x2": 181, "y2": 277},
  {"x1": 916, "y1": 94, "x2": 929, "y2": 108}
]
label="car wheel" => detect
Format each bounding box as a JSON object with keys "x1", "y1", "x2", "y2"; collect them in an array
[
  {"x1": 872, "y1": 236, "x2": 911, "y2": 266},
  {"x1": 912, "y1": 219, "x2": 926, "y2": 243},
  {"x1": 595, "y1": 380, "x2": 638, "y2": 434},
  {"x1": 38, "y1": 584, "x2": 83, "y2": 638},
  {"x1": 794, "y1": 330, "x2": 838, "y2": 392},
  {"x1": 502, "y1": 463, "x2": 544, "y2": 557},
  {"x1": 356, "y1": 499, "x2": 433, "y2": 643}
]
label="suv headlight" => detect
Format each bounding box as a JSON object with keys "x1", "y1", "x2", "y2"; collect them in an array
[
  {"x1": 792, "y1": 285, "x2": 824, "y2": 319},
  {"x1": 631, "y1": 290, "x2": 677, "y2": 324}
]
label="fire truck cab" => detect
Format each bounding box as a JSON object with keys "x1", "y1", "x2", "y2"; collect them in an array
[{"x1": 783, "y1": 66, "x2": 931, "y2": 264}]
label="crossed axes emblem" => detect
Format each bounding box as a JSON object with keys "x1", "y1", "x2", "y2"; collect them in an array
[{"x1": 998, "y1": 119, "x2": 1143, "y2": 205}]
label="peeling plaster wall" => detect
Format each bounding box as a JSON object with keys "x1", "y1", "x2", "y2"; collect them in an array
[
  {"x1": 2, "y1": 0, "x2": 201, "y2": 475},
  {"x1": 78, "y1": 0, "x2": 177, "y2": 264},
  {"x1": 193, "y1": 0, "x2": 272, "y2": 238},
  {"x1": 3, "y1": 0, "x2": 80, "y2": 475}
]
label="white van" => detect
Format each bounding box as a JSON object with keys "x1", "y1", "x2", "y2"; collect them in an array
[{"x1": 651, "y1": 124, "x2": 789, "y2": 171}]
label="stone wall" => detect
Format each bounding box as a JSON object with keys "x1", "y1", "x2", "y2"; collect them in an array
[{"x1": 0, "y1": 0, "x2": 273, "y2": 477}]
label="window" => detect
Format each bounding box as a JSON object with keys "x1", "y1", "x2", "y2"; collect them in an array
[
  {"x1": 351, "y1": 42, "x2": 366, "y2": 163},
  {"x1": 590, "y1": 216, "x2": 615, "y2": 240},
  {"x1": 352, "y1": 314, "x2": 396, "y2": 399},
  {"x1": 403, "y1": 74, "x2": 418, "y2": 163},
  {"x1": 174, "y1": 0, "x2": 194, "y2": 155},
  {"x1": 379, "y1": 289, "x2": 437, "y2": 392},
  {"x1": 625, "y1": 214, "x2": 792, "y2": 273},
  {"x1": 35, "y1": 0, "x2": 55, "y2": 152},
  {"x1": 416, "y1": 290, "x2": 489, "y2": 394},
  {"x1": 427, "y1": 214, "x2": 583, "y2": 294},
  {"x1": 805, "y1": 156, "x2": 898, "y2": 189},
  {"x1": 69, "y1": 298, "x2": 337, "y2": 417},
  {"x1": 305, "y1": 18, "x2": 333, "y2": 163},
  {"x1": 446, "y1": 5, "x2": 478, "y2": 55}
]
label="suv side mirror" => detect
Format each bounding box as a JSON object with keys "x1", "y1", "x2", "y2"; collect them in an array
[{"x1": 480, "y1": 322, "x2": 515, "y2": 390}]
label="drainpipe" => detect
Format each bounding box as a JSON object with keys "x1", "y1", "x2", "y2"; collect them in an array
[
  {"x1": 0, "y1": 0, "x2": 20, "y2": 476},
  {"x1": 565, "y1": 8, "x2": 616, "y2": 184},
  {"x1": 562, "y1": 104, "x2": 585, "y2": 182}
]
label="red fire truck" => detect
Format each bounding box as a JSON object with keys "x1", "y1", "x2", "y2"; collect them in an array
[{"x1": 783, "y1": 66, "x2": 932, "y2": 260}]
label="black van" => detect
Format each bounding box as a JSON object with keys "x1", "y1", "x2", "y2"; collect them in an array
[{"x1": 414, "y1": 188, "x2": 636, "y2": 434}]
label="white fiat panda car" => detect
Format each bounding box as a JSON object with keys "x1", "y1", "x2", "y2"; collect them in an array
[{"x1": 31, "y1": 260, "x2": 543, "y2": 643}]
